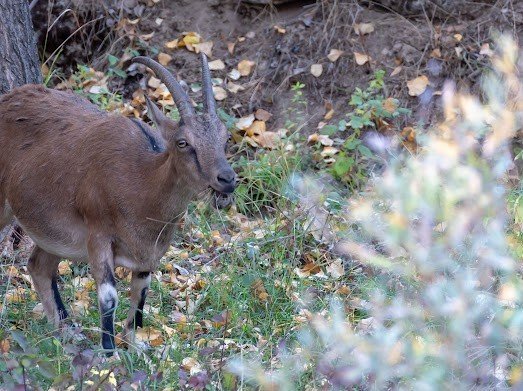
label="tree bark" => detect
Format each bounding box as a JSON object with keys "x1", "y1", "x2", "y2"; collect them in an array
[
  {"x1": 0, "y1": 0, "x2": 41, "y2": 94},
  {"x1": 0, "y1": 0, "x2": 41, "y2": 248}
]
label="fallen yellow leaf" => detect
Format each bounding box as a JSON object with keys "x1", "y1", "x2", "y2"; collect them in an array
[
  {"x1": 227, "y1": 82, "x2": 245, "y2": 93},
  {"x1": 236, "y1": 114, "x2": 255, "y2": 130},
  {"x1": 253, "y1": 131, "x2": 281, "y2": 149},
  {"x1": 311, "y1": 63, "x2": 323, "y2": 77},
  {"x1": 354, "y1": 52, "x2": 370, "y2": 65},
  {"x1": 182, "y1": 32, "x2": 201, "y2": 47},
  {"x1": 135, "y1": 326, "x2": 164, "y2": 347},
  {"x1": 238, "y1": 60, "x2": 255, "y2": 76},
  {"x1": 227, "y1": 42, "x2": 236, "y2": 55},
  {"x1": 321, "y1": 146, "x2": 340, "y2": 157},
  {"x1": 5, "y1": 288, "x2": 25, "y2": 303},
  {"x1": 165, "y1": 39, "x2": 179, "y2": 49},
  {"x1": 390, "y1": 66, "x2": 402, "y2": 77},
  {"x1": 251, "y1": 279, "x2": 269, "y2": 301},
  {"x1": 158, "y1": 52, "x2": 172, "y2": 66},
  {"x1": 148, "y1": 76, "x2": 162, "y2": 89},
  {"x1": 407, "y1": 75, "x2": 429, "y2": 96},
  {"x1": 211, "y1": 310, "x2": 231, "y2": 327},
  {"x1": 139, "y1": 32, "x2": 154, "y2": 41},
  {"x1": 354, "y1": 22, "x2": 374, "y2": 35},
  {"x1": 213, "y1": 86, "x2": 227, "y2": 101},
  {"x1": 382, "y1": 97, "x2": 397, "y2": 114},
  {"x1": 193, "y1": 41, "x2": 213, "y2": 57},
  {"x1": 273, "y1": 25, "x2": 286, "y2": 34},
  {"x1": 245, "y1": 120, "x2": 266, "y2": 137},
  {"x1": 255, "y1": 108, "x2": 272, "y2": 121},
  {"x1": 326, "y1": 260, "x2": 344, "y2": 279},
  {"x1": 171, "y1": 311, "x2": 187, "y2": 324},
  {"x1": 308, "y1": 133, "x2": 319, "y2": 143},
  {"x1": 0, "y1": 339, "x2": 10, "y2": 354},
  {"x1": 208, "y1": 59, "x2": 225, "y2": 70},
  {"x1": 58, "y1": 261, "x2": 71, "y2": 276},
  {"x1": 327, "y1": 49, "x2": 343, "y2": 62},
  {"x1": 181, "y1": 357, "x2": 202, "y2": 374}
]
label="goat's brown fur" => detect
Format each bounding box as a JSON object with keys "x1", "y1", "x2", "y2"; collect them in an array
[{"x1": 0, "y1": 56, "x2": 236, "y2": 352}]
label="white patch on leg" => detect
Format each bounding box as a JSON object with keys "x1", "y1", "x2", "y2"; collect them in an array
[{"x1": 98, "y1": 283, "x2": 118, "y2": 316}]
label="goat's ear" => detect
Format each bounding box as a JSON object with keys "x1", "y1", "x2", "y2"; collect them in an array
[{"x1": 145, "y1": 96, "x2": 168, "y2": 129}]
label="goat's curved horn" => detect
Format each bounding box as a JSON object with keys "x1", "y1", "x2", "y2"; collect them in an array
[
  {"x1": 132, "y1": 56, "x2": 195, "y2": 120},
  {"x1": 200, "y1": 53, "x2": 216, "y2": 115}
]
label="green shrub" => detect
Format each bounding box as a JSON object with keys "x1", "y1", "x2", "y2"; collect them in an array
[{"x1": 229, "y1": 36, "x2": 523, "y2": 390}]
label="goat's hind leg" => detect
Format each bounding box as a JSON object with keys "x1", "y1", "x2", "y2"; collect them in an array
[
  {"x1": 27, "y1": 247, "x2": 68, "y2": 328},
  {"x1": 0, "y1": 198, "x2": 13, "y2": 245},
  {"x1": 123, "y1": 271, "x2": 151, "y2": 344}
]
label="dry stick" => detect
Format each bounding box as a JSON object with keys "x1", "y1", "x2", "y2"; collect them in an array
[
  {"x1": 47, "y1": 8, "x2": 73, "y2": 32},
  {"x1": 29, "y1": 0, "x2": 39, "y2": 10}
]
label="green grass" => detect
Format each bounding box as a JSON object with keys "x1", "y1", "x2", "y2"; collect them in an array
[
  {"x1": 8, "y1": 54, "x2": 510, "y2": 389},
  {"x1": 0, "y1": 139, "x2": 356, "y2": 389}
]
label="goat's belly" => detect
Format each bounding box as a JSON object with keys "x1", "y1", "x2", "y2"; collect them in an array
[
  {"x1": 114, "y1": 255, "x2": 142, "y2": 270},
  {"x1": 19, "y1": 222, "x2": 88, "y2": 261},
  {"x1": 114, "y1": 249, "x2": 163, "y2": 271},
  {"x1": 32, "y1": 235, "x2": 88, "y2": 260}
]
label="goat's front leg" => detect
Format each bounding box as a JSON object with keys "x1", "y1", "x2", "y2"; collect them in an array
[
  {"x1": 88, "y1": 234, "x2": 118, "y2": 354},
  {"x1": 123, "y1": 271, "x2": 151, "y2": 344}
]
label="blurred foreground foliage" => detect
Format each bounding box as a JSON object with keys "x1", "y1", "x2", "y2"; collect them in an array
[{"x1": 229, "y1": 36, "x2": 523, "y2": 390}]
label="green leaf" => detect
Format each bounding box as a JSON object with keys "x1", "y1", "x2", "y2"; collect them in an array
[
  {"x1": 350, "y1": 93, "x2": 363, "y2": 106},
  {"x1": 344, "y1": 137, "x2": 361, "y2": 150},
  {"x1": 320, "y1": 125, "x2": 338, "y2": 136},
  {"x1": 107, "y1": 54, "x2": 119, "y2": 66},
  {"x1": 333, "y1": 155, "x2": 354, "y2": 177},
  {"x1": 349, "y1": 115, "x2": 365, "y2": 129},
  {"x1": 113, "y1": 68, "x2": 127, "y2": 78},
  {"x1": 358, "y1": 144, "x2": 373, "y2": 158},
  {"x1": 36, "y1": 360, "x2": 56, "y2": 379},
  {"x1": 10, "y1": 331, "x2": 28, "y2": 352}
]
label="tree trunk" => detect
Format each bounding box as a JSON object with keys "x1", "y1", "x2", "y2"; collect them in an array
[
  {"x1": 0, "y1": 0, "x2": 41, "y2": 248},
  {"x1": 0, "y1": 0, "x2": 41, "y2": 94}
]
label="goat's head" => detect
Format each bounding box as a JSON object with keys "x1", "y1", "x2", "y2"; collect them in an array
[{"x1": 133, "y1": 54, "x2": 236, "y2": 207}]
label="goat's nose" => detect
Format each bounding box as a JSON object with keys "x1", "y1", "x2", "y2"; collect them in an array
[{"x1": 217, "y1": 170, "x2": 236, "y2": 185}]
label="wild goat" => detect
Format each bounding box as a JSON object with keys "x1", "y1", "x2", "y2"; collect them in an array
[{"x1": 0, "y1": 54, "x2": 236, "y2": 353}]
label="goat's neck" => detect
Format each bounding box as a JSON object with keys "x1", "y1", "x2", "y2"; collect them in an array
[{"x1": 145, "y1": 152, "x2": 198, "y2": 223}]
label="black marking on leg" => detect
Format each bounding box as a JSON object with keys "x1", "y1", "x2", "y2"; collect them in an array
[
  {"x1": 134, "y1": 287, "x2": 148, "y2": 329},
  {"x1": 104, "y1": 263, "x2": 116, "y2": 286},
  {"x1": 101, "y1": 266, "x2": 117, "y2": 352},
  {"x1": 11, "y1": 225, "x2": 24, "y2": 250},
  {"x1": 51, "y1": 277, "x2": 68, "y2": 320},
  {"x1": 101, "y1": 295, "x2": 116, "y2": 352}
]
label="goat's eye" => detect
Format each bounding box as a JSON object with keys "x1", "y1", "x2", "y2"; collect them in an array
[
  {"x1": 177, "y1": 140, "x2": 188, "y2": 149},
  {"x1": 228, "y1": 134, "x2": 232, "y2": 142}
]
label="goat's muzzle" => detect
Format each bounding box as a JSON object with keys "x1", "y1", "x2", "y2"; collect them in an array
[{"x1": 210, "y1": 167, "x2": 237, "y2": 209}]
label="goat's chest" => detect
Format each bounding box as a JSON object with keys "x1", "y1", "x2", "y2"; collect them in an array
[{"x1": 113, "y1": 220, "x2": 179, "y2": 271}]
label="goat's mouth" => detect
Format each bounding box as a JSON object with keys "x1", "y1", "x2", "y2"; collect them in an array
[{"x1": 211, "y1": 189, "x2": 235, "y2": 209}]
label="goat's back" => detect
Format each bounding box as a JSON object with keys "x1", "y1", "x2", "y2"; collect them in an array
[{"x1": 0, "y1": 85, "x2": 169, "y2": 262}]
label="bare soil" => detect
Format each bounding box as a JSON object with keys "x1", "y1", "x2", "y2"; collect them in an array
[{"x1": 32, "y1": 0, "x2": 523, "y2": 129}]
